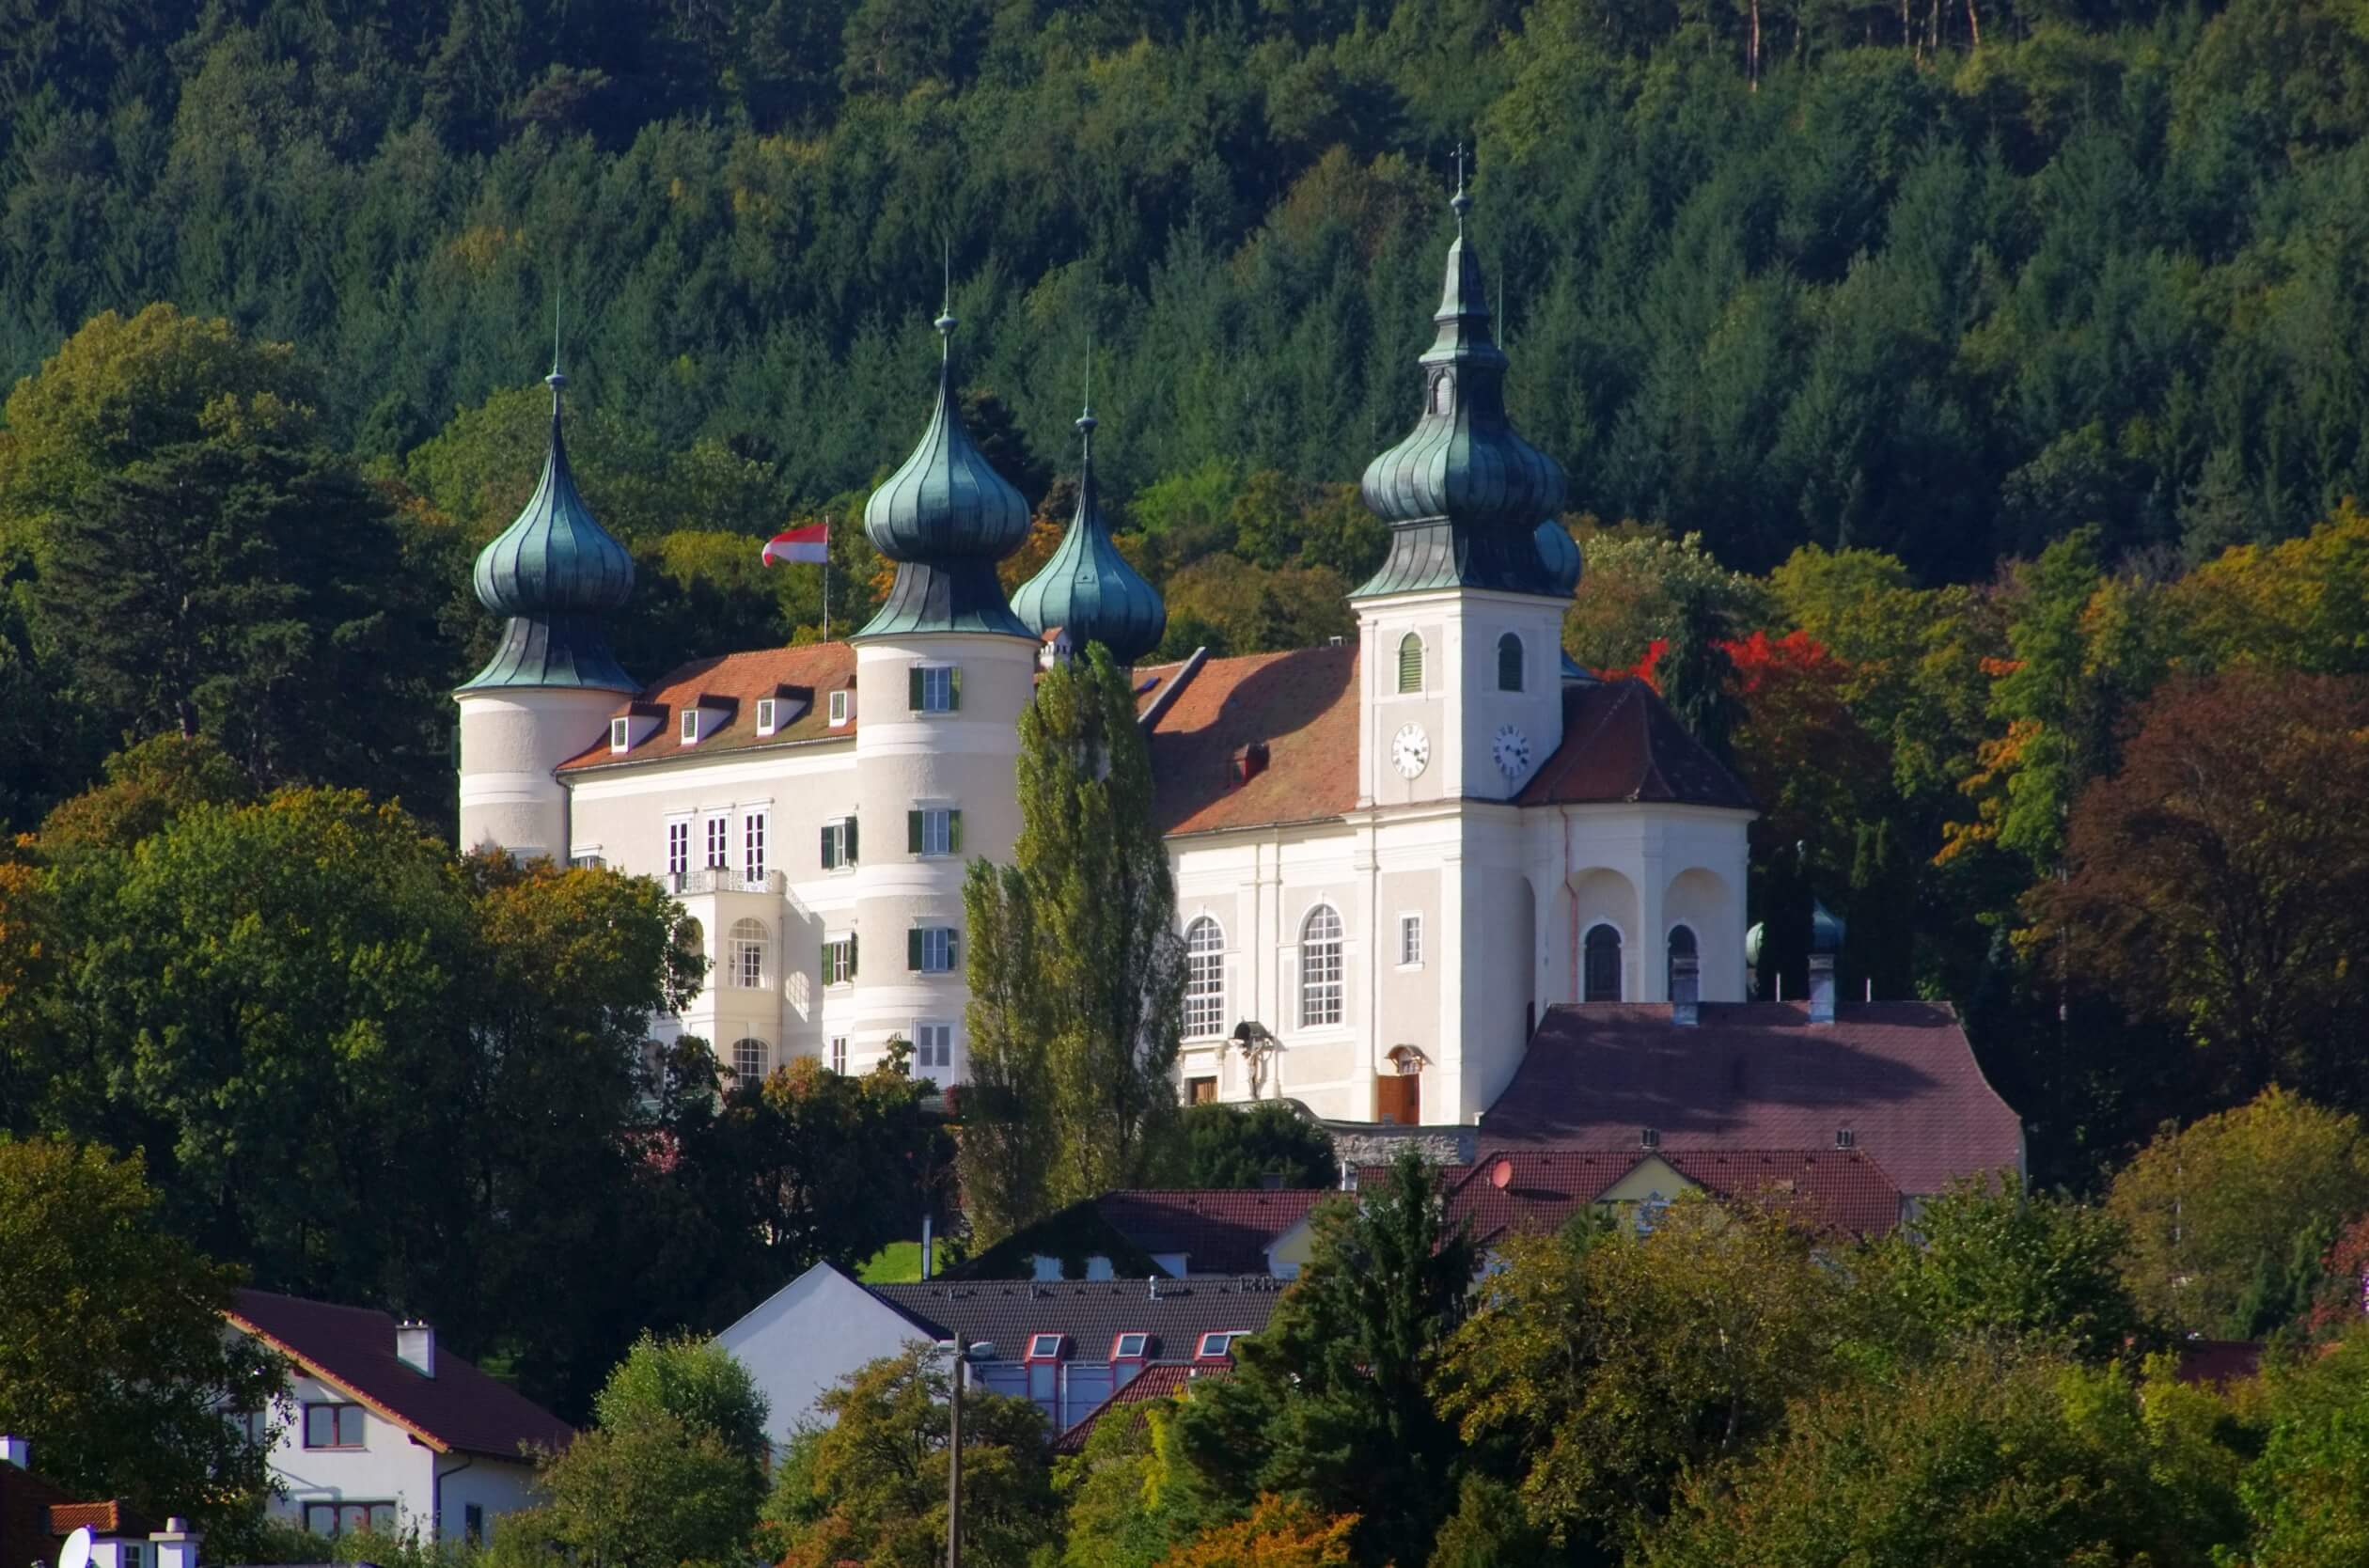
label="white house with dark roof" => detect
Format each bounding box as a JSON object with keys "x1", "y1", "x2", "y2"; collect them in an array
[
  {"x1": 225, "y1": 1291, "x2": 571, "y2": 1547},
  {"x1": 452, "y1": 175, "x2": 1802, "y2": 1132}
]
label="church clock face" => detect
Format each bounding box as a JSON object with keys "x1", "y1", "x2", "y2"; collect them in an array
[
  {"x1": 1493, "y1": 724, "x2": 1532, "y2": 780},
  {"x1": 1390, "y1": 723, "x2": 1431, "y2": 779}
]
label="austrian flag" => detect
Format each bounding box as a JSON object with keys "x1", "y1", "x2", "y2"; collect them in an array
[{"x1": 761, "y1": 523, "x2": 829, "y2": 565}]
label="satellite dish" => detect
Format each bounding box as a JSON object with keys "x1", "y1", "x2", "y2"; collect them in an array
[
  {"x1": 59, "y1": 1526, "x2": 93, "y2": 1568},
  {"x1": 1490, "y1": 1159, "x2": 1514, "y2": 1190}
]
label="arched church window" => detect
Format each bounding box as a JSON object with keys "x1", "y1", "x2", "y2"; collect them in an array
[
  {"x1": 1498, "y1": 632, "x2": 1524, "y2": 692},
  {"x1": 1584, "y1": 924, "x2": 1623, "y2": 1002},
  {"x1": 729, "y1": 917, "x2": 770, "y2": 989},
  {"x1": 1184, "y1": 917, "x2": 1226, "y2": 1038},
  {"x1": 730, "y1": 1037, "x2": 769, "y2": 1082},
  {"x1": 1666, "y1": 924, "x2": 1698, "y2": 996},
  {"x1": 1397, "y1": 634, "x2": 1424, "y2": 694},
  {"x1": 1299, "y1": 905, "x2": 1344, "y2": 1028}
]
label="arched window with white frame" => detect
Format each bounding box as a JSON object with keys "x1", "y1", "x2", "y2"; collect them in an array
[
  {"x1": 1666, "y1": 924, "x2": 1699, "y2": 997},
  {"x1": 1299, "y1": 904, "x2": 1344, "y2": 1028},
  {"x1": 1397, "y1": 634, "x2": 1424, "y2": 694},
  {"x1": 729, "y1": 917, "x2": 770, "y2": 989},
  {"x1": 1497, "y1": 632, "x2": 1525, "y2": 692},
  {"x1": 1184, "y1": 917, "x2": 1226, "y2": 1038},
  {"x1": 1584, "y1": 923, "x2": 1623, "y2": 1002},
  {"x1": 730, "y1": 1037, "x2": 769, "y2": 1082}
]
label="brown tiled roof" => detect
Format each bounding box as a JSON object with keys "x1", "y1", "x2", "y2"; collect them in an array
[
  {"x1": 1518, "y1": 679, "x2": 1756, "y2": 809},
  {"x1": 557, "y1": 643, "x2": 856, "y2": 773},
  {"x1": 49, "y1": 1500, "x2": 157, "y2": 1538},
  {"x1": 869, "y1": 1276, "x2": 1284, "y2": 1365},
  {"x1": 0, "y1": 1466, "x2": 151, "y2": 1568},
  {"x1": 1421, "y1": 1149, "x2": 1904, "y2": 1242},
  {"x1": 1052, "y1": 1362, "x2": 1226, "y2": 1454},
  {"x1": 1479, "y1": 1002, "x2": 2024, "y2": 1197},
  {"x1": 227, "y1": 1290, "x2": 573, "y2": 1461},
  {"x1": 1093, "y1": 1190, "x2": 1334, "y2": 1274},
  {"x1": 1140, "y1": 646, "x2": 1359, "y2": 836}
]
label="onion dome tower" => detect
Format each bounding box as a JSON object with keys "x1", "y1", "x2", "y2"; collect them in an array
[
  {"x1": 1012, "y1": 393, "x2": 1167, "y2": 665},
  {"x1": 1355, "y1": 153, "x2": 1569, "y2": 599},
  {"x1": 855, "y1": 302, "x2": 1034, "y2": 639},
  {"x1": 1534, "y1": 519, "x2": 1583, "y2": 597},
  {"x1": 454, "y1": 359, "x2": 637, "y2": 858}
]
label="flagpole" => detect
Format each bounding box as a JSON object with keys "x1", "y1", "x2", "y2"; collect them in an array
[{"x1": 823, "y1": 517, "x2": 831, "y2": 644}]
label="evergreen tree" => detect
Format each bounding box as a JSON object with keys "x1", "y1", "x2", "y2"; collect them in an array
[{"x1": 961, "y1": 644, "x2": 1184, "y2": 1238}]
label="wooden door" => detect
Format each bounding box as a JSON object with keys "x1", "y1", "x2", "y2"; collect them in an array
[{"x1": 1376, "y1": 1073, "x2": 1420, "y2": 1126}]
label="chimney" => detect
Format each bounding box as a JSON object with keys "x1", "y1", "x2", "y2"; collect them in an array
[
  {"x1": 1230, "y1": 742, "x2": 1269, "y2": 788},
  {"x1": 1670, "y1": 954, "x2": 1700, "y2": 1027},
  {"x1": 149, "y1": 1518, "x2": 199, "y2": 1568},
  {"x1": 0, "y1": 1435, "x2": 27, "y2": 1468},
  {"x1": 1808, "y1": 953, "x2": 1836, "y2": 1025},
  {"x1": 396, "y1": 1320, "x2": 436, "y2": 1379}
]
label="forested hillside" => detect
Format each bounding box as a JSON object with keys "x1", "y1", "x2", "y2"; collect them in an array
[{"x1": 8, "y1": 0, "x2": 2369, "y2": 1188}]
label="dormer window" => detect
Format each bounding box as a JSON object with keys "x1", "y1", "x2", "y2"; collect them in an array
[
  {"x1": 678, "y1": 695, "x2": 735, "y2": 745},
  {"x1": 1196, "y1": 1331, "x2": 1243, "y2": 1361},
  {"x1": 829, "y1": 689, "x2": 850, "y2": 727},
  {"x1": 756, "y1": 698, "x2": 777, "y2": 735},
  {"x1": 1639, "y1": 1126, "x2": 1660, "y2": 1150},
  {"x1": 680, "y1": 708, "x2": 699, "y2": 744},
  {"x1": 1111, "y1": 1332, "x2": 1150, "y2": 1361},
  {"x1": 610, "y1": 717, "x2": 630, "y2": 752},
  {"x1": 1025, "y1": 1333, "x2": 1068, "y2": 1362}
]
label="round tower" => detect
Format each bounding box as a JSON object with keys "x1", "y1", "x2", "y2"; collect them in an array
[
  {"x1": 454, "y1": 367, "x2": 636, "y2": 859},
  {"x1": 848, "y1": 302, "x2": 1039, "y2": 1085},
  {"x1": 1012, "y1": 396, "x2": 1167, "y2": 665}
]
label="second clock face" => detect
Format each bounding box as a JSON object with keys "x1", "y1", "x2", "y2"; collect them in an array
[
  {"x1": 1391, "y1": 722, "x2": 1431, "y2": 778},
  {"x1": 1493, "y1": 724, "x2": 1533, "y2": 779}
]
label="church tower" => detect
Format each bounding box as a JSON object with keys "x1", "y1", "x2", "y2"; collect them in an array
[
  {"x1": 847, "y1": 299, "x2": 1038, "y2": 1086},
  {"x1": 454, "y1": 363, "x2": 636, "y2": 858},
  {"x1": 1012, "y1": 392, "x2": 1169, "y2": 664},
  {"x1": 1352, "y1": 158, "x2": 1573, "y2": 808}
]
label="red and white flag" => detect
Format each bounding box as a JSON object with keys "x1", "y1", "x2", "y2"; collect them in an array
[{"x1": 761, "y1": 523, "x2": 829, "y2": 565}]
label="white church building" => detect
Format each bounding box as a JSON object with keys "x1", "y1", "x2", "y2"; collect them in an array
[{"x1": 452, "y1": 182, "x2": 1756, "y2": 1127}]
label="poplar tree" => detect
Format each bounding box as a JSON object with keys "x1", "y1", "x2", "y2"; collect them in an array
[{"x1": 962, "y1": 643, "x2": 1184, "y2": 1240}]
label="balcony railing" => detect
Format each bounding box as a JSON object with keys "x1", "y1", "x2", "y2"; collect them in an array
[{"x1": 667, "y1": 868, "x2": 787, "y2": 896}]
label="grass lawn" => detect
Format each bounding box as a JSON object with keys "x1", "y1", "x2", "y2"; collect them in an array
[{"x1": 858, "y1": 1239, "x2": 952, "y2": 1283}]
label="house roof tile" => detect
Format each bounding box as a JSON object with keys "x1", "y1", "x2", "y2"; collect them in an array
[
  {"x1": 1517, "y1": 679, "x2": 1756, "y2": 810},
  {"x1": 1139, "y1": 645, "x2": 1360, "y2": 837},
  {"x1": 869, "y1": 1276, "x2": 1284, "y2": 1365},
  {"x1": 1093, "y1": 1189, "x2": 1333, "y2": 1274},
  {"x1": 1052, "y1": 1362, "x2": 1226, "y2": 1454},
  {"x1": 227, "y1": 1290, "x2": 573, "y2": 1462},
  {"x1": 1419, "y1": 1148, "x2": 1905, "y2": 1242},
  {"x1": 1479, "y1": 1002, "x2": 2024, "y2": 1197},
  {"x1": 556, "y1": 643, "x2": 856, "y2": 774}
]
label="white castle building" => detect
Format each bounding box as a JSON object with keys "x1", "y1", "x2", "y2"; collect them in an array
[{"x1": 453, "y1": 185, "x2": 1755, "y2": 1126}]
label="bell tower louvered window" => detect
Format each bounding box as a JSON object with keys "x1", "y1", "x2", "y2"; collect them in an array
[
  {"x1": 1497, "y1": 632, "x2": 1524, "y2": 692},
  {"x1": 1397, "y1": 634, "x2": 1423, "y2": 694}
]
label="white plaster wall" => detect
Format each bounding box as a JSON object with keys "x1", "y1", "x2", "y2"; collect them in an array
[
  {"x1": 434, "y1": 1455, "x2": 541, "y2": 1544},
  {"x1": 456, "y1": 687, "x2": 624, "y2": 858},
  {"x1": 1354, "y1": 588, "x2": 1569, "y2": 808},
  {"x1": 714, "y1": 1262, "x2": 937, "y2": 1444},
  {"x1": 255, "y1": 1370, "x2": 436, "y2": 1539}
]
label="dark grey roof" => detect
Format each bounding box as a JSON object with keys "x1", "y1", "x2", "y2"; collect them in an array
[{"x1": 870, "y1": 1276, "x2": 1285, "y2": 1361}]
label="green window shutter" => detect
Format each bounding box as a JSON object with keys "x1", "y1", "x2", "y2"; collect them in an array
[
  {"x1": 846, "y1": 815, "x2": 858, "y2": 862},
  {"x1": 949, "y1": 666, "x2": 963, "y2": 711},
  {"x1": 948, "y1": 929, "x2": 960, "y2": 968},
  {"x1": 820, "y1": 823, "x2": 836, "y2": 870},
  {"x1": 907, "y1": 929, "x2": 923, "y2": 971},
  {"x1": 948, "y1": 809, "x2": 963, "y2": 855},
  {"x1": 908, "y1": 666, "x2": 924, "y2": 711},
  {"x1": 907, "y1": 810, "x2": 922, "y2": 854},
  {"x1": 1398, "y1": 634, "x2": 1423, "y2": 693},
  {"x1": 848, "y1": 933, "x2": 858, "y2": 977}
]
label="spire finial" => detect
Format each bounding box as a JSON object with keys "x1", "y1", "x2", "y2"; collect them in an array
[
  {"x1": 1076, "y1": 325, "x2": 1098, "y2": 447},
  {"x1": 547, "y1": 286, "x2": 567, "y2": 402},
  {"x1": 934, "y1": 237, "x2": 957, "y2": 348},
  {"x1": 1451, "y1": 140, "x2": 1471, "y2": 231}
]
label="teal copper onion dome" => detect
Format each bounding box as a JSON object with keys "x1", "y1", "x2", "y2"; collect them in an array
[
  {"x1": 855, "y1": 305, "x2": 1034, "y2": 639},
  {"x1": 459, "y1": 368, "x2": 636, "y2": 692},
  {"x1": 1012, "y1": 400, "x2": 1167, "y2": 664},
  {"x1": 1356, "y1": 152, "x2": 1569, "y2": 599},
  {"x1": 1535, "y1": 518, "x2": 1583, "y2": 596}
]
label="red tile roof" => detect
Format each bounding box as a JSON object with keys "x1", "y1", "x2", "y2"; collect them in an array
[
  {"x1": 557, "y1": 643, "x2": 856, "y2": 773},
  {"x1": 1479, "y1": 1002, "x2": 2024, "y2": 1197},
  {"x1": 1139, "y1": 646, "x2": 1359, "y2": 836},
  {"x1": 227, "y1": 1290, "x2": 573, "y2": 1462},
  {"x1": 0, "y1": 1466, "x2": 150, "y2": 1568},
  {"x1": 1518, "y1": 679, "x2": 1756, "y2": 809},
  {"x1": 1052, "y1": 1362, "x2": 1226, "y2": 1454},
  {"x1": 1094, "y1": 1189, "x2": 1334, "y2": 1275},
  {"x1": 1424, "y1": 1148, "x2": 1904, "y2": 1241},
  {"x1": 48, "y1": 1501, "x2": 156, "y2": 1538}
]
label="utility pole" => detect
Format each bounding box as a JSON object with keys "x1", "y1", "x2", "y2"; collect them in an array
[{"x1": 946, "y1": 1348, "x2": 964, "y2": 1568}]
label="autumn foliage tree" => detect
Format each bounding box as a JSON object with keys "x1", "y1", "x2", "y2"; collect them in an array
[{"x1": 2032, "y1": 671, "x2": 2369, "y2": 1103}]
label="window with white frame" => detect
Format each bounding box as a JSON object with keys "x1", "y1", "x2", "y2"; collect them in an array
[
  {"x1": 909, "y1": 664, "x2": 959, "y2": 713},
  {"x1": 755, "y1": 697, "x2": 777, "y2": 735},
  {"x1": 569, "y1": 850, "x2": 604, "y2": 870},
  {"x1": 1299, "y1": 904, "x2": 1343, "y2": 1027},
  {"x1": 305, "y1": 1502, "x2": 396, "y2": 1538},
  {"x1": 1184, "y1": 917, "x2": 1225, "y2": 1037},
  {"x1": 610, "y1": 716, "x2": 631, "y2": 752},
  {"x1": 909, "y1": 925, "x2": 957, "y2": 973},
  {"x1": 667, "y1": 820, "x2": 690, "y2": 878},
  {"x1": 914, "y1": 1022, "x2": 951, "y2": 1070},
  {"x1": 743, "y1": 809, "x2": 768, "y2": 881},
  {"x1": 704, "y1": 816, "x2": 729, "y2": 869},
  {"x1": 823, "y1": 933, "x2": 856, "y2": 985},
  {"x1": 908, "y1": 807, "x2": 960, "y2": 856},
  {"x1": 828, "y1": 688, "x2": 851, "y2": 726},
  {"x1": 1399, "y1": 913, "x2": 1423, "y2": 967},
  {"x1": 730, "y1": 1037, "x2": 768, "y2": 1081},
  {"x1": 828, "y1": 1036, "x2": 849, "y2": 1074},
  {"x1": 821, "y1": 816, "x2": 856, "y2": 870},
  {"x1": 730, "y1": 918, "x2": 769, "y2": 988},
  {"x1": 302, "y1": 1403, "x2": 365, "y2": 1449}
]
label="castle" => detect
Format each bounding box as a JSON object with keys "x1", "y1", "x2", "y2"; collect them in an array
[{"x1": 452, "y1": 181, "x2": 1759, "y2": 1126}]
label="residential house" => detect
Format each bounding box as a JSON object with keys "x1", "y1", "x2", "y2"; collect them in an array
[
  {"x1": 949, "y1": 1188, "x2": 1335, "y2": 1281},
  {"x1": 0, "y1": 1435, "x2": 198, "y2": 1568},
  {"x1": 225, "y1": 1292, "x2": 571, "y2": 1546}
]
